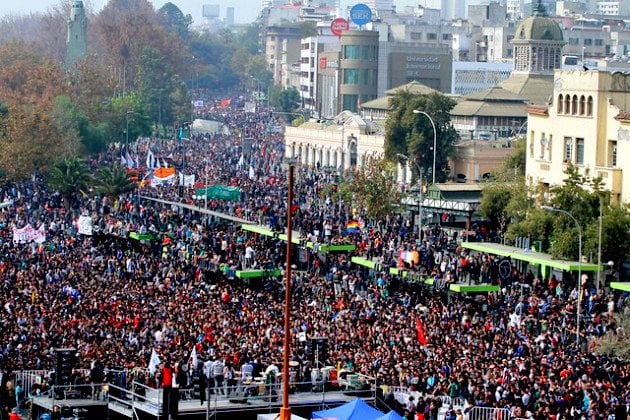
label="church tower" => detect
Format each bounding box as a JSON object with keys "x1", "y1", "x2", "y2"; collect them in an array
[
  {"x1": 511, "y1": 0, "x2": 565, "y2": 75},
  {"x1": 66, "y1": 0, "x2": 88, "y2": 70}
]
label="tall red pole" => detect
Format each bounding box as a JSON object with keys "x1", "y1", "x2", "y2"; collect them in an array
[{"x1": 280, "y1": 164, "x2": 294, "y2": 420}]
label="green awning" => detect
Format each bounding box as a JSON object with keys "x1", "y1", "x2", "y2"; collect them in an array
[
  {"x1": 236, "y1": 269, "x2": 281, "y2": 279},
  {"x1": 449, "y1": 284, "x2": 500, "y2": 293},
  {"x1": 461, "y1": 242, "x2": 603, "y2": 272},
  {"x1": 610, "y1": 282, "x2": 630, "y2": 292}
]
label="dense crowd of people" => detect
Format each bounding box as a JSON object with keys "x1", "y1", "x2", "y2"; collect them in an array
[{"x1": 0, "y1": 105, "x2": 628, "y2": 420}]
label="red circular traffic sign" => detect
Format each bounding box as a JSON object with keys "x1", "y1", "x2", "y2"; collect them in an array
[{"x1": 330, "y1": 18, "x2": 349, "y2": 37}]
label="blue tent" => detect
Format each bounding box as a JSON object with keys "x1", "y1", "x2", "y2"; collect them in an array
[
  {"x1": 312, "y1": 398, "x2": 383, "y2": 420},
  {"x1": 375, "y1": 411, "x2": 405, "y2": 420}
]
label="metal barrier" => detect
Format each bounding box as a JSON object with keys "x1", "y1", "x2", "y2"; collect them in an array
[
  {"x1": 389, "y1": 386, "x2": 466, "y2": 410},
  {"x1": 466, "y1": 406, "x2": 511, "y2": 420}
]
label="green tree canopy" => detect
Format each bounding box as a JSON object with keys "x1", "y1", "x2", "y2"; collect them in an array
[
  {"x1": 157, "y1": 2, "x2": 192, "y2": 40},
  {"x1": 384, "y1": 91, "x2": 458, "y2": 183},
  {"x1": 340, "y1": 159, "x2": 403, "y2": 221},
  {"x1": 94, "y1": 163, "x2": 135, "y2": 197},
  {"x1": 47, "y1": 156, "x2": 92, "y2": 207}
]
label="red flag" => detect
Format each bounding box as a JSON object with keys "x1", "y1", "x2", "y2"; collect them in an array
[
  {"x1": 291, "y1": 204, "x2": 299, "y2": 214},
  {"x1": 220, "y1": 98, "x2": 231, "y2": 108},
  {"x1": 416, "y1": 318, "x2": 427, "y2": 346}
]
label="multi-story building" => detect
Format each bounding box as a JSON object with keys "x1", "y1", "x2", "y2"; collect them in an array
[
  {"x1": 594, "y1": 0, "x2": 630, "y2": 16},
  {"x1": 299, "y1": 24, "x2": 338, "y2": 113},
  {"x1": 525, "y1": 70, "x2": 629, "y2": 205},
  {"x1": 265, "y1": 25, "x2": 303, "y2": 86}
]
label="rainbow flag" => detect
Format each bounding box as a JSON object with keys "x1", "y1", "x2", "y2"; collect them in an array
[{"x1": 346, "y1": 220, "x2": 360, "y2": 233}]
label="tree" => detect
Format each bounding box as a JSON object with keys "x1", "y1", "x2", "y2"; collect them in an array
[
  {"x1": 93, "y1": 163, "x2": 134, "y2": 197},
  {"x1": 47, "y1": 156, "x2": 92, "y2": 208},
  {"x1": 502, "y1": 138, "x2": 526, "y2": 176},
  {"x1": 270, "y1": 87, "x2": 300, "y2": 113},
  {"x1": 0, "y1": 43, "x2": 81, "y2": 179},
  {"x1": 342, "y1": 159, "x2": 402, "y2": 221},
  {"x1": 157, "y1": 2, "x2": 192, "y2": 40},
  {"x1": 107, "y1": 93, "x2": 152, "y2": 144},
  {"x1": 384, "y1": 91, "x2": 458, "y2": 183}
]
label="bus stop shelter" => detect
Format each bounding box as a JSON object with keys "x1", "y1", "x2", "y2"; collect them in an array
[{"x1": 460, "y1": 242, "x2": 602, "y2": 280}]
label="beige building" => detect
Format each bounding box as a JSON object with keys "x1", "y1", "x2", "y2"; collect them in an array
[
  {"x1": 284, "y1": 112, "x2": 385, "y2": 171},
  {"x1": 451, "y1": 140, "x2": 515, "y2": 181},
  {"x1": 525, "y1": 69, "x2": 629, "y2": 205}
]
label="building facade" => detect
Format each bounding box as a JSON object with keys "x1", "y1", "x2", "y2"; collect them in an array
[
  {"x1": 452, "y1": 61, "x2": 513, "y2": 96},
  {"x1": 265, "y1": 26, "x2": 303, "y2": 86},
  {"x1": 284, "y1": 113, "x2": 384, "y2": 171},
  {"x1": 525, "y1": 70, "x2": 629, "y2": 205},
  {"x1": 339, "y1": 30, "x2": 380, "y2": 114}
]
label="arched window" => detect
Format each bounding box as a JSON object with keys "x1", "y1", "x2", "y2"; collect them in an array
[
  {"x1": 557, "y1": 94, "x2": 563, "y2": 114},
  {"x1": 564, "y1": 95, "x2": 571, "y2": 114},
  {"x1": 587, "y1": 96, "x2": 593, "y2": 116},
  {"x1": 571, "y1": 95, "x2": 578, "y2": 115},
  {"x1": 579, "y1": 95, "x2": 586, "y2": 115}
]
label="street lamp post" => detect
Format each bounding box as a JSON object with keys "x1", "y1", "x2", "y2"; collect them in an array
[
  {"x1": 180, "y1": 121, "x2": 192, "y2": 197},
  {"x1": 412, "y1": 110, "x2": 437, "y2": 185},
  {"x1": 251, "y1": 77, "x2": 261, "y2": 106},
  {"x1": 398, "y1": 153, "x2": 423, "y2": 245},
  {"x1": 541, "y1": 206, "x2": 582, "y2": 348}
]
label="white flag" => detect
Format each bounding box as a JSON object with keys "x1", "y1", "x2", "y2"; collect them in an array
[
  {"x1": 237, "y1": 155, "x2": 244, "y2": 169},
  {"x1": 120, "y1": 155, "x2": 128, "y2": 167},
  {"x1": 146, "y1": 149, "x2": 155, "y2": 170},
  {"x1": 125, "y1": 152, "x2": 134, "y2": 169},
  {"x1": 77, "y1": 215, "x2": 93, "y2": 236},
  {"x1": 190, "y1": 346, "x2": 198, "y2": 368},
  {"x1": 148, "y1": 349, "x2": 161, "y2": 375},
  {"x1": 249, "y1": 165, "x2": 255, "y2": 180}
]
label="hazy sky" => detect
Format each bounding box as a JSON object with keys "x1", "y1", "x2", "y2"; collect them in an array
[{"x1": 0, "y1": 0, "x2": 420, "y2": 25}]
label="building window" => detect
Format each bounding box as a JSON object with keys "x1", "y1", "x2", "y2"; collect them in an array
[
  {"x1": 548, "y1": 134, "x2": 553, "y2": 160},
  {"x1": 343, "y1": 69, "x2": 359, "y2": 85},
  {"x1": 576, "y1": 138, "x2": 584, "y2": 164},
  {"x1": 411, "y1": 32, "x2": 422, "y2": 40},
  {"x1": 442, "y1": 33, "x2": 452, "y2": 40},
  {"x1": 609, "y1": 140, "x2": 617, "y2": 166},
  {"x1": 529, "y1": 131, "x2": 535, "y2": 158},
  {"x1": 564, "y1": 137, "x2": 572, "y2": 162},
  {"x1": 342, "y1": 94, "x2": 358, "y2": 112},
  {"x1": 569, "y1": 38, "x2": 579, "y2": 45},
  {"x1": 571, "y1": 95, "x2": 578, "y2": 115},
  {"x1": 587, "y1": 96, "x2": 593, "y2": 116},
  {"x1": 427, "y1": 33, "x2": 437, "y2": 40},
  {"x1": 595, "y1": 39, "x2": 603, "y2": 46},
  {"x1": 540, "y1": 133, "x2": 546, "y2": 159},
  {"x1": 579, "y1": 95, "x2": 586, "y2": 115},
  {"x1": 557, "y1": 94, "x2": 563, "y2": 114},
  {"x1": 343, "y1": 45, "x2": 361, "y2": 59},
  {"x1": 584, "y1": 38, "x2": 593, "y2": 46},
  {"x1": 564, "y1": 95, "x2": 570, "y2": 114}
]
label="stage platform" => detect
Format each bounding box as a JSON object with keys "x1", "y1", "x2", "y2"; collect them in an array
[{"x1": 33, "y1": 388, "x2": 373, "y2": 420}]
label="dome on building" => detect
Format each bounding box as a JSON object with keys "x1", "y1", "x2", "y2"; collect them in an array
[{"x1": 513, "y1": 0, "x2": 563, "y2": 42}]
